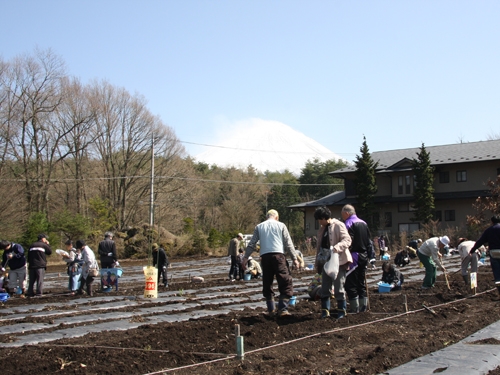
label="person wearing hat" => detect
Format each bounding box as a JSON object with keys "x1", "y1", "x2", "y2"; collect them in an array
[
  {"x1": 242, "y1": 209, "x2": 300, "y2": 317},
  {"x1": 98, "y1": 232, "x2": 118, "y2": 269},
  {"x1": 26, "y1": 233, "x2": 52, "y2": 297},
  {"x1": 245, "y1": 256, "x2": 262, "y2": 278},
  {"x1": 0, "y1": 240, "x2": 27, "y2": 297},
  {"x1": 75, "y1": 239, "x2": 98, "y2": 296},
  {"x1": 152, "y1": 243, "x2": 169, "y2": 287},
  {"x1": 227, "y1": 233, "x2": 243, "y2": 281},
  {"x1": 417, "y1": 235, "x2": 448, "y2": 289},
  {"x1": 469, "y1": 215, "x2": 500, "y2": 296}
]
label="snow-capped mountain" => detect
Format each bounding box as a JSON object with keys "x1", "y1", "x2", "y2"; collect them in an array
[{"x1": 194, "y1": 119, "x2": 343, "y2": 175}]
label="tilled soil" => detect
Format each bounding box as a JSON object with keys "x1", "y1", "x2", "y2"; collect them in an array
[{"x1": 0, "y1": 259, "x2": 499, "y2": 375}]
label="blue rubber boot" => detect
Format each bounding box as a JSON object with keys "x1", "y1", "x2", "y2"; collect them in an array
[
  {"x1": 320, "y1": 297, "x2": 331, "y2": 318},
  {"x1": 337, "y1": 300, "x2": 347, "y2": 319}
]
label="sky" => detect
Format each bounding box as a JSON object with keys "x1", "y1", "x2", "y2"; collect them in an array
[{"x1": 2, "y1": 1, "x2": 500, "y2": 164}]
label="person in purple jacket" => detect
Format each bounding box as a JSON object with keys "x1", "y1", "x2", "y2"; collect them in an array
[
  {"x1": 342, "y1": 204, "x2": 372, "y2": 314},
  {"x1": 469, "y1": 215, "x2": 500, "y2": 296}
]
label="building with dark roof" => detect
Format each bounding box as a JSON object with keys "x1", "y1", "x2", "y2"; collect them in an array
[{"x1": 290, "y1": 139, "x2": 500, "y2": 237}]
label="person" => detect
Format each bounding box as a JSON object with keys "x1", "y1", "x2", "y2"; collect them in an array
[
  {"x1": 381, "y1": 261, "x2": 404, "y2": 291},
  {"x1": 27, "y1": 233, "x2": 52, "y2": 297},
  {"x1": 314, "y1": 206, "x2": 352, "y2": 319},
  {"x1": 242, "y1": 209, "x2": 299, "y2": 317},
  {"x1": 227, "y1": 233, "x2": 243, "y2": 281},
  {"x1": 407, "y1": 239, "x2": 422, "y2": 259},
  {"x1": 245, "y1": 256, "x2": 262, "y2": 278},
  {"x1": 342, "y1": 204, "x2": 372, "y2": 314},
  {"x1": 76, "y1": 239, "x2": 99, "y2": 297},
  {"x1": 378, "y1": 235, "x2": 388, "y2": 260},
  {"x1": 469, "y1": 215, "x2": 500, "y2": 296},
  {"x1": 61, "y1": 240, "x2": 83, "y2": 295},
  {"x1": 307, "y1": 273, "x2": 323, "y2": 301},
  {"x1": 417, "y1": 236, "x2": 448, "y2": 289},
  {"x1": 237, "y1": 248, "x2": 245, "y2": 280},
  {"x1": 0, "y1": 240, "x2": 27, "y2": 297},
  {"x1": 98, "y1": 232, "x2": 118, "y2": 269},
  {"x1": 292, "y1": 249, "x2": 305, "y2": 271},
  {"x1": 152, "y1": 243, "x2": 169, "y2": 287},
  {"x1": 394, "y1": 247, "x2": 411, "y2": 267},
  {"x1": 456, "y1": 237, "x2": 483, "y2": 286}
]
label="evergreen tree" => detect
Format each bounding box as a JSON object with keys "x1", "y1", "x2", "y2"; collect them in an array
[
  {"x1": 354, "y1": 137, "x2": 378, "y2": 230},
  {"x1": 412, "y1": 143, "x2": 435, "y2": 224},
  {"x1": 298, "y1": 158, "x2": 348, "y2": 200}
]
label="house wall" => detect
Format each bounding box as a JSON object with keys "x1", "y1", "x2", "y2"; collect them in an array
[{"x1": 298, "y1": 160, "x2": 498, "y2": 239}]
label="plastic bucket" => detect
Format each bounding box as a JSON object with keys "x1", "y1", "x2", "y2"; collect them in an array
[
  {"x1": 243, "y1": 274, "x2": 252, "y2": 281},
  {"x1": 382, "y1": 254, "x2": 390, "y2": 261},
  {"x1": 289, "y1": 296, "x2": 297, "y2": 306},
  {"x1": 378, "y1": 282, "x2": 391, "y2": 293},
  {"x1": 307, "y1": 264, "x2": 314, "y2": 270},
  {"x1": 0, "y1": 293, "x2": 9, "y2": 302}
]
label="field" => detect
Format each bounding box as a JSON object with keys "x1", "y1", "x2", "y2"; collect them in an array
[{"x1": 0, "y1": 255, "x2": 499, "y2": 375}]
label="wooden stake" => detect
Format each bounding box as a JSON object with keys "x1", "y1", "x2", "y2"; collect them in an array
[
  {"x1": 403, "y1": 294, "x2": 408, "y2": 313},
  {"x1": 443, "y1": 269, "x2": 451, "y2": 290},
  {"x1": 422, "y1": 304, "x2": 437, "y2": 316}
]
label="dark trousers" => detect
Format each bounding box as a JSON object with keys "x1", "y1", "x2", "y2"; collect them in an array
[
  {"x1": 157, "y1": 266, "x2": 168, "y2": 284},
  {"x1": 229, "y1": 255, "x2": 239, "y2": 280},
  {"x1": 345, "y1": 256, "x2": 368, "y2": 300},
  {"x1": 27, "y1": 268, "x2": 45, "y2": 296},
  {"x1": 261, "y1": 253, "x2": 293, "y2": 301},
  {"x1": 101, "y1": 261, "x2": 114, "y2": 269},
  {"x1": 78, "y1": 275, "x2": 95, "y2": 296}
]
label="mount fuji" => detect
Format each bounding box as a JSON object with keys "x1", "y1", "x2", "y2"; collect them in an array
[{"x1": 194, "y1": 119, "x2": 344, "y2": 175}]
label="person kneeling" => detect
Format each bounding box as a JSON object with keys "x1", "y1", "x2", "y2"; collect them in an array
[
  {"x1": 246, "y1": 257, "x2": 262, "y2": 278},
  {"x1": 381, "y1": 262, "x2": 404, "y2": 291}
]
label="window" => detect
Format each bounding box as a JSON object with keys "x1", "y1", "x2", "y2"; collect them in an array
[
  {"x1": 398, "y1": 176, "x2": 403, "y2": 194},
  {"x1": 445, "y1": 210, "x2": 455, "y2": 221},
  {"x1": 398, "y1": 203, "x2": 409, "y2": 212},
  {"x1": 413, "y1": 175, "x2": 417, "y2": 188},
  {"x1": 433, "y1": 210, "x2": 442, "y2": 222},
  {"x1": 399, "y1": 223, "x2": 420, "y2": 234},
  {"x1": 384, "y1": 212, "x2": 392, "y2": 227},
  {"x1": 439, "y1": 171, "x2": 449, "y2": 183},
  {"x1": 456, "y1": 170, "x2": 467, "y2": 182},
  {"x1": 314, "y1": 219, "x2": 319, "y2": 230},
  {"x1": 405, "y1": 175, "x2": 411, "y2": 194},
  {"x1": 372, "y1": 213, "x2": 380, "y2": 229},
  {"x1": 497, "y1": 167, "x2": 500, "y2": 176}
]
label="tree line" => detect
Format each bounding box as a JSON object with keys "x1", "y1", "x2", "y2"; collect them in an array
[{"x1": 0, "y1": 48, "x2": 348, "y2": 256}]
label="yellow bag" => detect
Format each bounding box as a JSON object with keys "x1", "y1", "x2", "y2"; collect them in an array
[{"x1": 143, "y1": 266, "x2": 158, "y2": 299}]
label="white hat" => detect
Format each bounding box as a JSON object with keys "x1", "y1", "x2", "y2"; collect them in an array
[
  {"x1": 439, "y1": 236, "x2": 450, "y2": 246},
  {"x1": 248, "y1": 256, "x2": 253, "y2": 260}
]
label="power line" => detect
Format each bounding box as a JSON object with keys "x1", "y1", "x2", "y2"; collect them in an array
[{"x1": 1, "y1": 175, "x2": 344, "y2": 186}]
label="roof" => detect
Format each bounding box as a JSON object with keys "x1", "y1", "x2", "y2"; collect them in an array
[
  {"x1": 330, "y1": 139, "x2": 500, "y2": 176},
  {"x1": 289, "y1": 191, "x2": 346, "y2": 209}
]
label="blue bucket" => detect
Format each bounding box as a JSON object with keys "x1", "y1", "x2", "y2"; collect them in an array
[
  {"x1": 243, "y1": 274, "x2": 252, "y2": 281},
  {"x1": 0, "y1": 293, "x2": 10, "y2": 302},
  {"x1": 289, "y1": 296, "x2": 297, "y2": 306}
]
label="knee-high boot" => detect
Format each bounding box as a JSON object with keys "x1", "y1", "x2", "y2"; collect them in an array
[
  {"x1": 337, "y1": 300, "x2": 347, "y2": 319},
  {"x1": 349, "y1": 298, "x2": 359, "y2": 314},
  {"x1": 320, "y1": 297, "x2": 330, "y2": 318}
]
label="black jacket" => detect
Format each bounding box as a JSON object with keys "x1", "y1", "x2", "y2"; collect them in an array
[
  {"x1": 152, "y1": 248, "x2": 169, "y2": 268},
  {"x1": 28, "y1": 241, "x2": 52, "y2": 269},
  {"x1": 98, "y1": 239, "x2": 117, "y2": 264}
]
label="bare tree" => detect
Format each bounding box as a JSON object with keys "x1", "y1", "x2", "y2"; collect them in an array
[{"x1": 89, "y1": 80, "x2": 186, "y2": 229}]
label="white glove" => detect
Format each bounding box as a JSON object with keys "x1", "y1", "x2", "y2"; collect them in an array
[
  {"x1": 114, "y1": 261, "x2": 119, "y2": 267},
  {"x1": 108, "y1": 252, "x2": 113, "y2": 256},
  {"x1": 1, "y1": 267, "x2": 5, "y2": 272}
]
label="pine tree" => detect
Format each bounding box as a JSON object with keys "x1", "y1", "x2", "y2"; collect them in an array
[
  {"x1": 354, "y1": 137, "x2": 378, "y2": 230},
  {"x1": 412, "y1": 143, "x2": 435, "y2": 224}
]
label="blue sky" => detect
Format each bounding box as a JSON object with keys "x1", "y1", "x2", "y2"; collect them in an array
[{"x1": 2, "y1": 1, "x2": 500, "y2": 162}]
